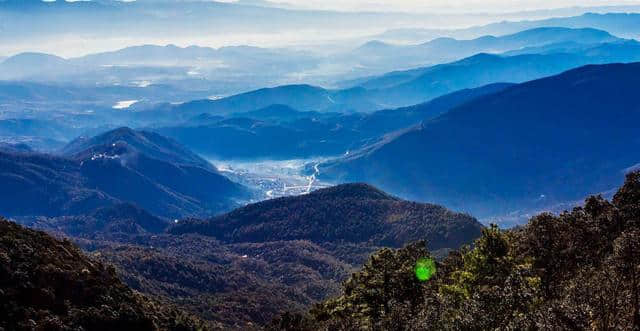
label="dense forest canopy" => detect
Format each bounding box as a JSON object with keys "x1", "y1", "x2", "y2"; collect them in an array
[{"x1": 0, "y1": 219, "x2": 209, "y2": 331}]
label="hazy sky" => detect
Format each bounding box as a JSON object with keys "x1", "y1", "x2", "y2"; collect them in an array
[
  {"x1": 252, "y1": 0, "x2": 640, "y2": 12},
  {"x1": 3, "y1": 0, "x2": 639, "y2": 57}
]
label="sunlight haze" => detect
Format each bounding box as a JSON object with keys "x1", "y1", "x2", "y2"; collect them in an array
[{"x1": 259, "y1": 0, "x2": 640, "y2": 12}]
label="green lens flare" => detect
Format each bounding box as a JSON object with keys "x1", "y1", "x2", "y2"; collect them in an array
[{"x1": 415, "y1": 258, "x2": 436, "y2": 282}]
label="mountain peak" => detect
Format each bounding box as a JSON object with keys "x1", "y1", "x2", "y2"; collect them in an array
[
  {"x1": 170, "y1": 183, "x2": 481, "y2": 249},
  {"x1": 62, "y1": 127, "x2": 211, "y2": 168},
  {"x1": 101, "y1": 126, "x2": 138, "y2": 139}
]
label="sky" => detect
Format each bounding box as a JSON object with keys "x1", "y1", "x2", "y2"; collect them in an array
[
  {"x1": 55, "y1": 0, "x2": 640, "y2": 12},
  {"x1": 242, "y1": 0, "x2": 640, "y2": 12}
]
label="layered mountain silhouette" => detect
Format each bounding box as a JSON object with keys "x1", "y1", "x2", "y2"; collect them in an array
[
  {"x1": 0, "y1": 128, "x2": 249, "y2": 218},
  {"x1": 473, "y1": 12, "x2": 640, "y2": 40},
  {"x1": 0, "y1": 44, "x2": 319, "y2": 95},
  {"x1": 156, "y1": 83, "x2": 511, "y2": 159},
  {"x1": 3, "y1": 2, "x2": 640, "y2": 331},
  {"x1": 151, "y1": 37, "x2": 640, "y2": 118},
  {"x1": 354, "y1": 40, "x2": 640, "y2": 106},
  {"x1": 345, "y1": 27, "x2": 619, "y2": 71},
  {"x1": 320, "y1": 62, "x2": 640, "y2": 220},
  {"x1": 375, "y1": 12, "x2": 640, "y2": 43}
]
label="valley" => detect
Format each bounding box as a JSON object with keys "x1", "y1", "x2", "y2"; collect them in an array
[{"x1": 212, "y1": 158, "x2": 333, "y2": 200}]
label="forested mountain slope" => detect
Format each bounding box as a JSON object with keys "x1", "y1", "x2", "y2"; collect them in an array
[
  {"x1": 0, "y1": 219, "x2": 208, "y2": 331},
  {"x1": 272, "y1": 171, "x2": 640, "y2": 330}
]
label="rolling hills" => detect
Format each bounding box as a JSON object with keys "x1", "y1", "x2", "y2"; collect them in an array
[
  {"x1": 3, "y1": 3, "x2": 640, "y2": 331},
  {"x1": 375, "y1": 12, "x2": 640, "y2": 43}
]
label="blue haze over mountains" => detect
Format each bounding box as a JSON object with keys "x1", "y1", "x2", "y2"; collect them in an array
[
  {"x1": 1, "y1": 2, "x2": 639, "y2": 223},
  {"x1": 3, "y1": 1, "x2": 640, "y2": 328},
  {"x1": 320, "y1": 62, "x2": 640, "y2": 224}
]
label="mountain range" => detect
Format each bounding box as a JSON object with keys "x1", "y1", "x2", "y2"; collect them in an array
[
  {"x1": 0, "y1": 45, "x2": 319, "y2": 95},
  {"x1": 346, "y1": 39, "x2": 640, "y2": 107},
  {"x1": 343, "y1": 27, "x2": 619, "y2": 73},
  {"x1": 320, "y1": 62, "x2": 640, "y2": 221},
  {"x1": 7, "y1": 32, "x2": 639, "y2": 156},
  {"x1": 3, "y1": 5, "x2": 640, "y2": 330},
  {"x1": 154, "y1": 83, "x2": 512, "y2": 159},
  {"x1": 171, "y1": 183, "x2": 482, "y2": 250},
  {"x1": 1, "y1": 25, "x2": 633, "y2": 98},
  {"x1": 145, "y1": 36, "x2": 640, "y2": 118},
  {"x1": 8, "y1": 0, "x2": 612, "y2": 59},
  {"x1": 374, "y1": 12, "x2": 640, "y2": 44}
]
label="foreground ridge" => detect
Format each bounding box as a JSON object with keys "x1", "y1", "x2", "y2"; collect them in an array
[
  {"x1": 0, "y1": 219, "x2": 209, "y2": 331},
  {"x1": 271, "y1": 171, "x2": 640, "y2": 330}
]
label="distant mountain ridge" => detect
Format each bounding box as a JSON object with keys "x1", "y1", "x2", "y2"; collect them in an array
[
  {"x1": 149, "y1": 37, "x2": 640, "y2": 118},
  {"x1": 72, "y1": 43, "x2": 314, "y2": 67},
  {"x1": 155, "y1": 83, "x2": 512, "y2": 159},
  {"x1": 373, "y1": 12, "x2": 640, "y2": 43},
  {"x1": 477, "y1": 12, "x2": 640, "y2": 39},
  {"x1": 345, "y1": 27, "x2": 619, "y2": 72},
  {"x1": 0, "y1": 26, "x2": 630, "y2": 110},
  {"x1": 0, "y1": 52, "x2": 81, "y2": 80}
]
